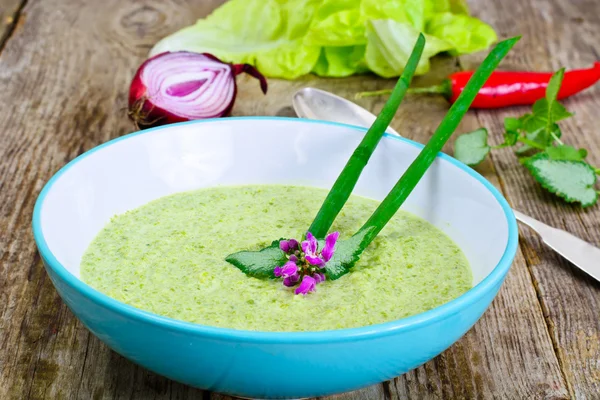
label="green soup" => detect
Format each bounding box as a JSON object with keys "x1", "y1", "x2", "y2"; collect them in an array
[{"x1": 81, "y1": 185, "x2": 471, "y2": 332}]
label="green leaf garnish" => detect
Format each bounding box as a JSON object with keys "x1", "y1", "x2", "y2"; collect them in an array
[
  {"x1": 225, "y1": 240, "x2": 287, "y2": 279},
  {"x1": 524, "y1": 153, "x2": 598, "y2": 207},
  {"x1": 323, "y1": 228, "x2": 374, "y2": 280},
  {"x1": 532, "y1": 98, "x2": 573, "y2": 122},
  {"x1": 502, "y1": 117, "x2": 520, "y2": 146},
  {"x1": 545, "y1": 145, "x2": 588, "y2": 161},
  {"x1": 504, "y1": 117, "x2": 521, "y2": 131},
  {"x1": 454, "y1": 128, "x2": 490, "y2": 166},
  {"x1": 502, "y1": 130, "x2": 519, "y2": 147}
]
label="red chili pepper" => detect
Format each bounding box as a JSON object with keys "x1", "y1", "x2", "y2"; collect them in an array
[{"x1": 357, "y1": 62, "x2": 600, "y2": 109}]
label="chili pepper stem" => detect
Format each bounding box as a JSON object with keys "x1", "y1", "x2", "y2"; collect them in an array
[
  {"x1": 355, "y1": 89, "x2": 392, "y2": 99},
  {"x1": 356, "y1": 81, "x2": 452, "y2": 100}
]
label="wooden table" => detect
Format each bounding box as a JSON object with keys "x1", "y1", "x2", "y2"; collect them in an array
[{"x1": 1, "y1": 0, "x2": 599, "y2": 398}]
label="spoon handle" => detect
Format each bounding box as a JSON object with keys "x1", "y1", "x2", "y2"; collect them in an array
[{"x1": 513, "y1": 210, "x2": 600, "y2": 281}]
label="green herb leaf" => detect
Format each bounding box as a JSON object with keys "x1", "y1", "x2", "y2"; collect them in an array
[
  {"x1": 502, "y1": 130, "x2": 519, "y2": 147},
  {"x1": 524, "y1": 153, "x2": 598, "y2": 207},
  {"x1": 225, "y1": 240, "x2": 287, "y2": 279},
  {"x1": 497, "y1": 117, "x2": 520, "y2": 148},
  {"x1": 504, "y1": 117, "x2": 521, "y2": 132},
  {"x1": 323, "y1": 228, "x2": 373, "y2": 280},
  {"x1": 532, "y1": 98, "x2": 573, "y2": 122},
  {"x1": 545, "y1": 145, "x2": 588, "y2": 161},
  {"x1": 454, "y1": 128, "x2": 490, "y2": 166},
  {"x1": 546, "y1": 67, "x2": 564, "y2": 102},
  {"x1": 515, "y1": 69, "x2": 573, "y2": 154}
]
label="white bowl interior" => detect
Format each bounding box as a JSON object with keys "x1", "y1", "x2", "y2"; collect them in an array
[{"x1": 39, "y1": 118, "x2": 509, "y2": 286}]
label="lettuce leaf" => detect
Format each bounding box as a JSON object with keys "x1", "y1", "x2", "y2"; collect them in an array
[
  {"x1": 313, "y1": 45, "x2": 368, "y2": 77},
  {"x1": 150, "y1": 0, "x2": 497, "y2": 79},
  {"x1": 426, "y1": 12, "x2": 497, "y2": 55},
  {"x1": 304, "y1": 0, "x2": 365, "y2": 46},
  {"x1": 150, "y1": 0, "x2": 321, "y2": 79},
  {"x1": 362, "y1": 0, "x2": 427, "y2": 31},
  {"x1": 365, "y1": 19, "x2": 452, "y2": 77},
  {"x1": 425, "y1": 0, "x2": 470, "y2": 16}
]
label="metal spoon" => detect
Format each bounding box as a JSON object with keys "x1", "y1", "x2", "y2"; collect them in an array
[{"x1": 292, "y1": 87, "x2": 600, "y2": 282}]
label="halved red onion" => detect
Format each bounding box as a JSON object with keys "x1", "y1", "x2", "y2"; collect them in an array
[{"x1": 128, "y1": 52, "x2": 267, "y2": 129}]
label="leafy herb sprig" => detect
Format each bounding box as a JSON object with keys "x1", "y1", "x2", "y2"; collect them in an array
[
  {"x1": 227, "y1": 35, "x2": 519, "y2": 285},
  {"x1": 454, "y1": 69, "x2": 599, "y2": 206}
]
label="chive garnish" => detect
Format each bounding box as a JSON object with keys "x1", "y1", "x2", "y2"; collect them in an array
[
  {"x1": 358, "y1": 36, "x2": 521, "y2": 247},
  {"x1": 225, "y1": 36, "x2": 520, "y2": 289},
  {"x1": 308, "y1": 33, "x2": 426, "y2": 239}
]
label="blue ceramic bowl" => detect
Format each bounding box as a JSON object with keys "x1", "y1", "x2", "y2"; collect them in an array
[{"x1": 33, "y1": 118, "x2": 518, "y2": 399}]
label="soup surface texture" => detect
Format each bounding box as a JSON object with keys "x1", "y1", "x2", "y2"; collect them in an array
[{"x1": 81, "y1": 185, "x2": 471, "y2": 331}]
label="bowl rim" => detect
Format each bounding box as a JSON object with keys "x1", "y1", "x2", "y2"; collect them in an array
[{"x1": 32, "y1": 116, "x2": 519, "y2": 343}]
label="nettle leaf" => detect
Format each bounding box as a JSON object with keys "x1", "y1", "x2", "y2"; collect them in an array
[
  {"x1": 516, "y1": 114, "x2": 562, "y2": 155},
  {"x1": 497, "y1": 117, "x2": 520, "y2": 148},
  {"x1": 524, "y1": 153, "x2": 598, "y2": 207},
  {"x1": 502, "y1": 130, "x2": 519, "y2": 147},
  {"x1": 504, "y1": 117, "x2": 521, "y2": 132},
  {"x1": 225, "y1": 240, "x2": 286, "y2": 279},
  {"x1": 324, "y1": 228, "x2": 373, "y2": 280},
  {"x1": 545, "y1": 145, "x2": 588, "y2": 161},
  {"x1": 516, "y1": 71, "x2": 572, "y2": 155},
  {"x1": 545, "y1": 68, "x2": 564, "y2": 103},
  {"x1": 532, "y1": 98, "x2": 573, "y2": 122},
  {"x1": 453, "y1": 128, "x2": 490, "y2": 166}
]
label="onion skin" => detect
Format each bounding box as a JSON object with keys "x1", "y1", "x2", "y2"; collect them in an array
[{"x1": 128, "y1": 52, "x2": 268, "y2": 129}]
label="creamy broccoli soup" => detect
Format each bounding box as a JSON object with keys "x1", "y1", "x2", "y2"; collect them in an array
[{"x1": 81, "y1": 185, "x2": 471, "y2": 331}]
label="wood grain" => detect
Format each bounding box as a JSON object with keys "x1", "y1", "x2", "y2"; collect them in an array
[
  {"x1": 467, "y1": 0, "x2": 600, "y2": 398},
  {"x1": 0, "y1": 0, "x2": 597, "y2": 398}
]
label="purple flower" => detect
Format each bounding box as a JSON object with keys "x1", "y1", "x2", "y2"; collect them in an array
[
  {"x1": 321, "y1": 231, "x2": 339, "y2": 262},
  {"x1": 302, "y1": 231, "x2": 339, "y2": 267},
  {"x1": 273, "y1": 231, "x2": 339, "y2": 295},
  {"x1": 302, "y1": 232, "x2": 325, "y2": 266},
  {"x1": 274, "y1": 261, "x2": 298, "y2": 278},
  {"x1": 295, "y1": 275, "x2": 316, "y2": 295},
  {"x1": 314, "y1": 272, "x2": 326, "y2": 284},
  {"x1": 279, "y1": 239, "x2": 299, "y2": 253},
  {"x1": 283, "y1": 274, "x2": 300, "y2": 287},
  {"x1": 279, "y1": 240, "x2": 290, "y2": 253},
  {"x1": 288, "y1": 239, "x2": 299, "y2": 251}
]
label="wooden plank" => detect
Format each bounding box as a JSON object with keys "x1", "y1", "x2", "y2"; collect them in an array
[
  {"x1": 0, "y1": 0, "x2": 223, "y2": 399},
  {"x1": 462, "y1": 0, "x2": 600, "y2": 398},
  {"x1": 0, "y1": 0, "x2": 587, "y2": 399}
]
